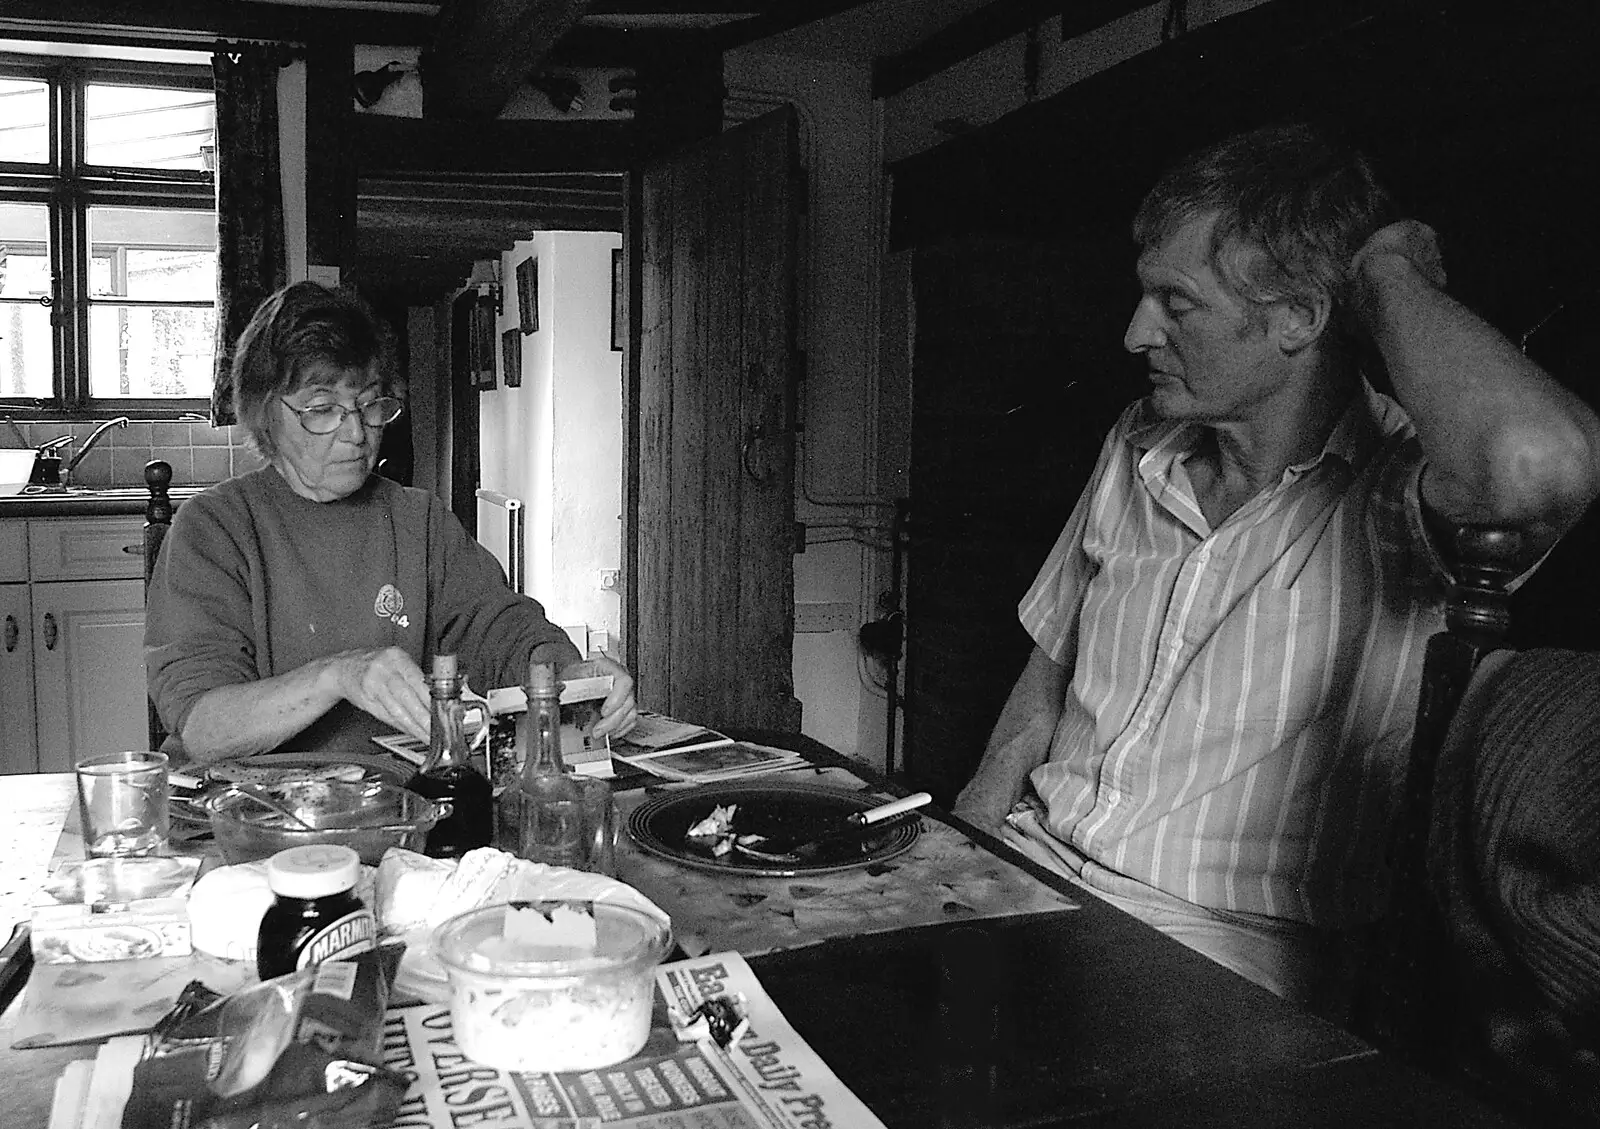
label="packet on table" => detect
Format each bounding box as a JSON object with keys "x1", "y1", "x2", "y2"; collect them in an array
[{"x1": 120, "y1": 943, "x2": 409, "y2": 1129}]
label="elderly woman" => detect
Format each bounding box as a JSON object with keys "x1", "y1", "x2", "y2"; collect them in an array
[{"x1": 146, "y1": 281, "x2": 637, "y2": 765}]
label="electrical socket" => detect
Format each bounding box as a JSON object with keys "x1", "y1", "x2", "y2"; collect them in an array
[{"x1": 598, "y1": 568, "x2": 621, "y2": 592}]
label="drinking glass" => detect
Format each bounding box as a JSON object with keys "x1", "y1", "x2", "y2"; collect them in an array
[
  {"x1": 75, "y1": 751, "x2": 169, "y2": 858},
  {"x1": 576, "y1": 775, "x2": 616, "y2": 877}
]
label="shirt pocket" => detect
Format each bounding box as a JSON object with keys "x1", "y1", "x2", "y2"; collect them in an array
[{"x1": 1180, "y1": 586, "x2": 1333, "y2": 739}]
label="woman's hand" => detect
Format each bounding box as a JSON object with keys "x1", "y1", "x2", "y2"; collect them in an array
[
  {"x1": 566, "y1": 653, "x2": 639, "y2": 740},
  {"x1": 178, "y1": 646, "x2": 431, "y2": 763},
  {"x1": 330, "y1": 646, "x2": 432, "y2": 742}
]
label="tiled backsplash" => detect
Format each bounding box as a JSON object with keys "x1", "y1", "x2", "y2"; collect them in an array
[{"x1": 2, "y1": 419, "x2": 265, "y2": 489}]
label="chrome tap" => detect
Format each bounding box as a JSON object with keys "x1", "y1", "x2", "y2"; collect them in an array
[{"x1": 63, "y1": 416, "x2": 130, "y2": 485}]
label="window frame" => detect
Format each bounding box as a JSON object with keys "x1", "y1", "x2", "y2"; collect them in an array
[{"x1": 0, "y1": 51, "x2": 215, "y2": 418}]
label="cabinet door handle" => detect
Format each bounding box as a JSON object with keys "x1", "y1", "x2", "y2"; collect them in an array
[
  {"x1": 3, "y1": 614, "x2": 15, "y2": 653},
  {"x1": 43, "y1": 612, "x2": 57, "y2": 651}
]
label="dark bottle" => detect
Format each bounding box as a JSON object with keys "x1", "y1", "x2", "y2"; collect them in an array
[
  {"x1": 495, "y1": 659, "x2": 586, "y2": 865},
  {"x1": 257, "y1": 844, "x2": 375, "y2": 980},
  {"x1": 407, "y1": 653, "x2": 494, "y2": 858}
]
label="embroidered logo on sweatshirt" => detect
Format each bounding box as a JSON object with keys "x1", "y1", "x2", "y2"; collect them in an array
[{"x1": 374, "y1": 584, "x2": 410, "y2": 628}]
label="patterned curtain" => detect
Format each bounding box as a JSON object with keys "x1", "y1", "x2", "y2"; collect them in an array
[{"x1": 211, "y1": 48, "x2": 288, "y2": 426}]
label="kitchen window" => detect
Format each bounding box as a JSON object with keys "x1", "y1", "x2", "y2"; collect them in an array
[{"x1": 0, "y1": 52, "x2": 216, "y2": 414}]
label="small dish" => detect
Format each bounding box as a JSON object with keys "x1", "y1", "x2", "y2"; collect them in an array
[
  {"x1": 626, "y1": 780, "x2": 922, "y2": 877},
  {"x1": 203, "y1": 779, "x2": 444, "y2": 864}
]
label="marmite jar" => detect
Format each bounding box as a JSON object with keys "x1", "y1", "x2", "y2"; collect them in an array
[{"x1": 256, "y1": 844, "x2": 376, "y2": 980}]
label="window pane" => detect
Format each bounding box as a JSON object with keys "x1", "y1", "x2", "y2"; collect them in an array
[
  {"x1": 89, "y1": 303, "x2": 216, "y2": 397},
  {"x1": 1, "y1": 203, "x2": 50, "y2": 299},
  {"x1": 0, "y1": 78, "x2": 48, "y2": 164},
  {"x1": 88, "y1": 207, "x2": 216, "y2": 301},
  {"x1": 85, "y1": 83, "x2": 215, "y2": 171},
  {"x1": 0, "y1": 301, "x2": 53, "y2": 398}
]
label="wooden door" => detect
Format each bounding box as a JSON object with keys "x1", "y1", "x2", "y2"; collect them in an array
[
  {"x1": 0, "y1": 583, "x2": 37, "y2": 774},
  {"x1": 633, "y1": 108, "x2": 802, "y2": 732},
  {"x1": 33, "y1": 579, "x2": 148, "y2": 773}
]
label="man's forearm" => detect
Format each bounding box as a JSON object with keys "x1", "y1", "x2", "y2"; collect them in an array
[
  {"x1": 1355, "y1": 245, "x2": 1600, "y2": 548},
  {"x1": 954, "y1": 645, "x2": 1070, "y2": 828}
]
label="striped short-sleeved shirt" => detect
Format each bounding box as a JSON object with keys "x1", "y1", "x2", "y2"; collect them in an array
[{"x1": 1022, "y1": 383, "x2": 1446, "y2": 927}]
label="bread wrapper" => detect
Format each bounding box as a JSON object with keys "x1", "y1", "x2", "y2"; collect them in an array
[{"x1": 374, "y1": 846, "x2": 671, "y2": 1002}]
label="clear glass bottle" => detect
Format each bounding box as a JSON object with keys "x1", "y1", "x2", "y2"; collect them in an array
[
  {"x1": 406, "y1": 653, "x2": 493, "y2": 858},
  {"x1": 496, "y1": 659, "x2": 587, "y2": 866}
]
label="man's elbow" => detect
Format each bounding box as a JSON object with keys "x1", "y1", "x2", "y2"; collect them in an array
[
  {"x1": 1500, "y1": 420, "x2": 1600, "y2": 525},
  {"x1": 1446, "y1": 418, "x2": 1600, "y2": 550}
]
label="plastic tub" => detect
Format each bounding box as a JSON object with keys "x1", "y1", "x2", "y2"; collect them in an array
[
  {"x1": 204, "y1": 779, "x2": 443, "y2": 865},
  {"x1": 433, "y1": 900, "x2": 672, "y2": 1072}
]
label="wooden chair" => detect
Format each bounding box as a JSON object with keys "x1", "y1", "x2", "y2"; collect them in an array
[
  {"x1": 1357, "y1": 526, "x2": 1600, "y2": 1125},
  {"x1": 143, "y1": 460, "x2": 173, "y2": 751},
  {"x1": 1359, "y1": 525, "x2": 1522, "y2": 1054}
]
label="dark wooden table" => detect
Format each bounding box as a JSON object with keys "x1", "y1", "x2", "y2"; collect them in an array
[
  {"x1": 749, "y1": 905, "x2": 1509, "y2": 1127},
  {"x1": 1, "y1": 745, "x2": 1519, "y2": 1128},
  {"x1": 726, "y1": 731, "x2": 1515, "y2": 1127}
]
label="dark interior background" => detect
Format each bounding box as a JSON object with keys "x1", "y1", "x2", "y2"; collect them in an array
[{"x1": 890, "y1": 0, "x2": 1600, "y2": 803}]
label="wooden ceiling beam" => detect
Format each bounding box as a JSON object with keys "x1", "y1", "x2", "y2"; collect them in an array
[
  {"x1": 872, "y1": 0, "x2": 1146, "y2": 99},
  {"x1": 355, "y1": 114, "x2": 635, "y2": 174},
  {"x1": 0, "y1": 0, "x2": 434, "y2": 47},
  {"x1": 422, "y1": 0, "x2": 594, "y2": 120}
]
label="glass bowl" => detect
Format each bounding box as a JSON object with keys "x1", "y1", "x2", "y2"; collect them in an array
[
  {"x1": 433, "y1": 900, "x2": 672, "y2": 1072},
  {"x1": 203, "y1": 779, "x2": 445, "y2": 865}
]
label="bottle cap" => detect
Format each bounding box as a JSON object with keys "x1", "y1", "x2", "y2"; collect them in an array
[
  {"x1": 266, "y1": 844, "x2": 361, "y2": 899},
  {"x1": 431, "y1": 654, "x2": 458, "y2": 679}
]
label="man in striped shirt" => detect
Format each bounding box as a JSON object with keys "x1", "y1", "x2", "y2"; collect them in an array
[{"x1": 953, "y1": 124, "x2": 1600, "y2": 1017}]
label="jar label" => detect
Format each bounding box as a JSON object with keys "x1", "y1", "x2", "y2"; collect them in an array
[{"x1": 296, "y1": 909, "x2": 376, "y2": 969}]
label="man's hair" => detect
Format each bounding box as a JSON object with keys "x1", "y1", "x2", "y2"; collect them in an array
[
  {"x1": 1132, "y1": 123, "x2": 1398, "y2": 338},
  {"x1": 231, "y1": 281, "x2": 390, "y2": 459}
]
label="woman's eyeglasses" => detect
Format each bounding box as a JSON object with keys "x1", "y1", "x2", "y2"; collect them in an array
[{"x1": 280, "y1": 395, "x2": 403, "y2": 435}]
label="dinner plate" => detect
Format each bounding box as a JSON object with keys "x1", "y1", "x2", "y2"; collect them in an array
[{"x1": 625, "y1": 780, "x2": 921, "y2": 877}]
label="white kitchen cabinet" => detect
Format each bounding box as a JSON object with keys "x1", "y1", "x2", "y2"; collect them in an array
[
  {"x1": 0, "y1": 515, "x2": 149, "y2": 774},
  {"x1": 0, "y1": 582, "x2": 38, "y2": 775},
  {"x1": 32, "y1": 578, "x2": 148, "y2": 774}
]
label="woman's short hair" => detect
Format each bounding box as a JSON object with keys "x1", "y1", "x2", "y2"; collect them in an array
[
  {"x1": 231, "y1": 281, "x2": 390, "y2": 459},
  {"x1": 1132, "y1": 123, "x2": 1398, "y2": 340}
]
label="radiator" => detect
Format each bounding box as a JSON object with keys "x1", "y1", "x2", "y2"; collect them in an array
[{"x1": 475, "y1": 488, "x2": 525, "y2": 594}]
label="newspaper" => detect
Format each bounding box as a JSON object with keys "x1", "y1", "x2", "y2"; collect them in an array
[
  {"x1": 57, "y1": 951, "x2": 886, "y2": 1129},
  {"x1": 380, "y1": 950, "x2": 885, "y2": 1129}
]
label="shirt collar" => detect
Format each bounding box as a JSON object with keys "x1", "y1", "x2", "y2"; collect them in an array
[{"x1": 1127, "y1": 379, "x2": 1405, "y2": 475}]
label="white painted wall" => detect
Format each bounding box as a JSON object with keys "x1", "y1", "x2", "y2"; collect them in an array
[{"x1": 478, "y1": 233, "x2": 624, "y2": 656}]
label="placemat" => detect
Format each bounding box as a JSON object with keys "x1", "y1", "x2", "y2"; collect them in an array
[
  {"x1": 614, "y1": 765, "x2": 1078, "y2": 958},
  {"x1": 10, "y1": 953, "x2": 253, "y2": 1049},
  {"x1": 9, "y1": 784, "x2": 235, "y2": 1049}
]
